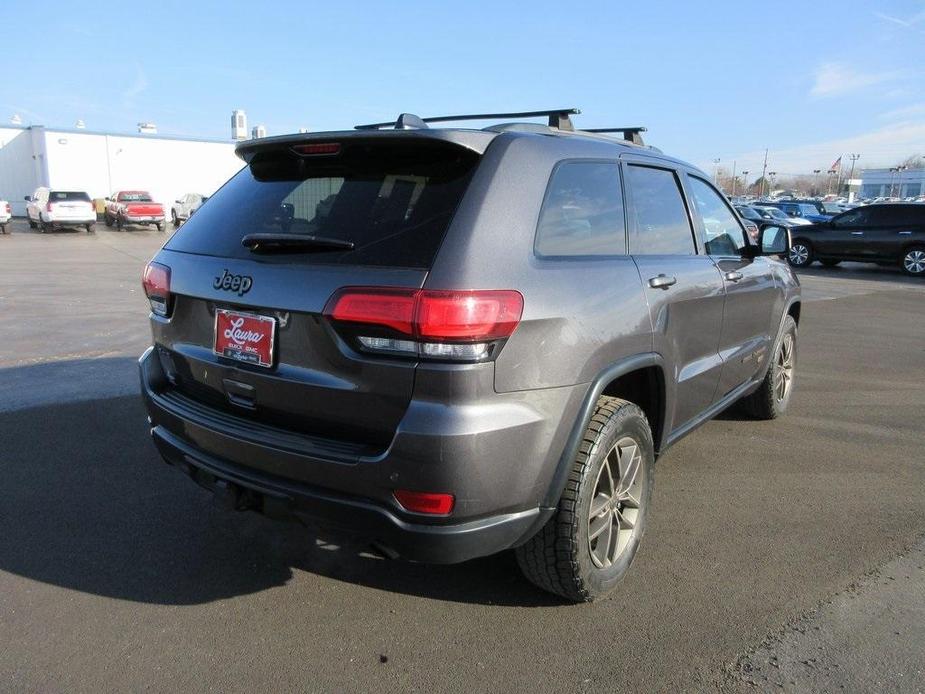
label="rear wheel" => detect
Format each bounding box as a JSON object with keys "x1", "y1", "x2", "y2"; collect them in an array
[
  {"x1": 739, "y1": 315, "x2": 797, "y2": 420},
  {"x1": 40, "y1": 219, "x2": 48, "y2": 233},
  {"x1": 516, "y1": 397, "x2": 654, "y2": 602},
  {"x1": 28, "y1": 217, "x2": 37, "y2": 229},
  {"x1": 155, "y1": 221, "x2": 165, "y2": 232},
  {"x1": 788, "y1": 242, "x2": 813, "y2": 268},
  {"x1": 171, "y1": 210, "x2": 179, "y2": 227},
  {"x1": 86, "y1": 223, "x2": 94, "y2": 233},
  {"x1": 901, "y1": 246, "x2": 925, "y2": 277},
  {"x1": 820, "y1": 259, "x2": 840, "y2": 267}
]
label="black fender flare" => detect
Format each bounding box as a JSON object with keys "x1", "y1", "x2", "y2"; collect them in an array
[{"x1": 540, "y1": 352, "x2": 666, "y2": 509}]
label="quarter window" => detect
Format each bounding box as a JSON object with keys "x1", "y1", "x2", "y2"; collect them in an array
[
  {"x1": 687, "y1": 176, "x2": 747, "y2": 256},
  {"x1": 626, "y1": 165, "x2": 696, "y2": 255},
  {"x1": 535, "y1": 161, "x2": 625, "y2": 257}
]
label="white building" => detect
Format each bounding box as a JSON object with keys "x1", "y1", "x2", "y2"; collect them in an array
[
  {"x1": 0, "y1": 125, "x2": 245, "y2": 216},
  {"x1": 859, "y1": 168, "x2": 925, "y2": 199}
]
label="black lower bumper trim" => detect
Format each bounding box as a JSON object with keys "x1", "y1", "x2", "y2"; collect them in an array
[{"x1": 151, "y1": 425, "x2": 548, "y2": 564}]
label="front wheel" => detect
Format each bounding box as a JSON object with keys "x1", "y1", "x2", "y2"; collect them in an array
[
  {"x1": 739, "y1": 315, "x2": 797, "y2": 419},
  {"x1": 788, "y1": 242, "x2": 813, "y2": 268},
  {"x1": 171, "y1": 210, "x2": 179, "y2": 227},
  {"x1": 116, "y1": 215, "x2": 124, "y2": 231},
  {"x1": 901, "y1": 246, "x2": 925, "y2": 277},
  {"x1": 516, "y1": 397, "x2": 654, "y2": 602}
]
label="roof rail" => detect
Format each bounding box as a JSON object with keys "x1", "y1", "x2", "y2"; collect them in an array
[
  {"x1": 356, "y1": 108, "x2": 581, "y2": 132},
  {"x1": 583, "y1": 126, "x2": 647, "y2": 146}
]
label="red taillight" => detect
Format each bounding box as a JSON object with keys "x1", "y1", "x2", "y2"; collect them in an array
[
  {"x1": 291, "y1": 142, "x2": 341, "y2": 156},
  {"x1": 394, "y1": 490, "x2": 455, "y2": 515},
  {"x1": 142, "y1": 261, "x2": 171, "y2": 316},
  {"x1": 324, "y1": 287, "x2": 523, "y2": 361},
  {"x1": 328, "y1": 288, "x2": 416, "y2": 334},
  {"x1": 46, "y1": 202, "x2": 53, "y2": 212}
]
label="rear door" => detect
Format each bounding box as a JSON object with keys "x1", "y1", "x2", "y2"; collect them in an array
[
  {"x1": 151, "y1": 138, "x2": 480, "y2": 449},
  {"x1": 685, "y1": 174, "x2": 778, "y2": 397},
  {"x1": 864, "y1": 205, "x2": 924, "y2": 260},
  {"x1": 623, "y1": 161, "x2": 726, "y2": 433},
  {"x1": 818, "y1": 207, "x2": 873, "y2": 258}
]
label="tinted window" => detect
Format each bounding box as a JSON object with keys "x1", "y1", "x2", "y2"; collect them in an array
[
  {"x1": 688, "y1": 176, "x2": 747, "y2": 255},
  {"x1": 626, "y1": 165, "x2": 695, "y2": 255},
  {"x1": 535, "y1": 161, "x2": 625, "y2": 257},
  {"x1": 166, "y1": 141, "x2": 478, "y2": 268},
  {"x1": 869, "y1": 205, "x2": 925, "y2": 226},
  {"x1": 833, "y1": 208, "x2": 870, "y2": 226},
  {"x1": 49, "y1": 191, "x2": 90, "y2": 202},
  {"x1": 120, "y1": 192, "x2": 153, "y2": 202}
]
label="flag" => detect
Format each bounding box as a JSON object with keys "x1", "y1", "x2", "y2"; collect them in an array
[{"x1": 828, "y1": 156, "x2": 842, "y2": 174}]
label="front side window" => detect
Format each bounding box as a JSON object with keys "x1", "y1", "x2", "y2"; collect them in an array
[
  {"x1": 833, "y1": 208, "x2": 870, "y2": 226},
  {"x1": 687, "y1": 176, "x2": 747, "y2": 256},
  {"x1": 534, "y1": 161, "x2": 625, "y2": 257},
  {"x1": 626, "y1": 165, "x2": 696, "y2": 255}
]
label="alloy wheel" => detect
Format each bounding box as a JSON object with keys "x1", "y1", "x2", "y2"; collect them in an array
[
  {"x1": 588, "y1": 436, "x2": 644, "y2": 569},
  {"x1": 774, "y1": 333, "x2": 795, "y2": 402},
  {"x1": 789, "y1": 244, "x2": 809, "y2": 266},
  {"x1": 903, "y1": 249, "x2": 925, "y2": 275}
]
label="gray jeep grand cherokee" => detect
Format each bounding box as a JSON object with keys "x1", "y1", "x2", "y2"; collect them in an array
[{"x1": 140, "y1": 108, "x2": 800, "y2": 601}]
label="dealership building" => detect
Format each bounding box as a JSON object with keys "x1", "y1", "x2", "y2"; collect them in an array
[
  {"x1": 858, "y1": 167, "x2": 925, "y2": 199},
  {"x1": 0, "y1": 124, "x2": 245, "y2": 216}
]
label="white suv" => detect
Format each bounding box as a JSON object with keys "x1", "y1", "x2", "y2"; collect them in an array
[
  {"x1": 170, "y1": 193, "x2": 208, "y2": 227},
  {"x1": 26, "y1": 187, "x2": 96, "y2": 233}
]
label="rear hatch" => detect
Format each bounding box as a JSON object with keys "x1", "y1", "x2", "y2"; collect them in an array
[
  {"x1": 48, "y1": 191, "x2": 93, "y2": 219},
  {"x1": 150, "y1": 136, "x2": 482, "y2": 450}
]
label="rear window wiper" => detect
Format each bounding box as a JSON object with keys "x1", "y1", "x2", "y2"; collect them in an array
[{"x1": 241, "y1": 233, "x2": 355, "y2": 253}]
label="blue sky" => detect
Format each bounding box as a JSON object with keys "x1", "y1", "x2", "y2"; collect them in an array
[{"x1": 4, "y1": 0, "x2": 924, "y2": 176}]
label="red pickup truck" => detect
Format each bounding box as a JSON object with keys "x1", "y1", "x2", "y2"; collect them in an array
[{"x1": 105, "y1": 190, "x2": 166, "y2": 231}]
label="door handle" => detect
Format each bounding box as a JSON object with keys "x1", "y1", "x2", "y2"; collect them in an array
[
  {"x1": 850, "y1": 231, "x2": 864, "y2": 235},
  {"x1": 724, "y1": 270, "x2": 744, "y2": 282},
  {"x1": 648, "y1": 274, "x2": 677, "y2": 289}
]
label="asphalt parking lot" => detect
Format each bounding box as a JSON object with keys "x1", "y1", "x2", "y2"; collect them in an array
[{"x1": 1, "y1": 218, "x2": 924, "y2": 692}]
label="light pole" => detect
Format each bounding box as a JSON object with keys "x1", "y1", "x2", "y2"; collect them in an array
[
  {"x1": 813, "y1": 169, "x2": 821, "y2": 196},
  {"x1": 760, "y1": 149, "x2": 769, "y2": 197},
  {"x1": 889, "y1": 167, "x2": 898, "y2": 197},
  {"x1": 896, "y1": 164, "x2": 908, "y2": 198},
  {"x1": 730, "y1": 160, "x2": 737, "y2": 196},
  {"x1": 846, "y1": 154, "x2": 860, "y2": 200},
  {"x1": 713, "y1": 158, "x2": 721, "y2": 185},
  {"x1": 768, "y1": 171, "x2": 777, "y2": 195},
  {"x1": 741, "y1": 170, "x2": 749, "y2": 196}
]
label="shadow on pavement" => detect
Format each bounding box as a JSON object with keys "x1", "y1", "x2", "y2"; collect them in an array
[{"x1": 0, "y1": 389, "x2": 559, "y2": 608}]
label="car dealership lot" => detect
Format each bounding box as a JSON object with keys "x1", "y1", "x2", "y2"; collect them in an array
[{"x1": 1, "y1": 219, "x2": 924, "y2": 692}]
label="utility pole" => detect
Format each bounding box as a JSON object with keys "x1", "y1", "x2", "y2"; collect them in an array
[
  {"x1": 846, "y1": 154, "x2": 860, "y2": 200},
  {"x1": 760, "y1": 149, "x2": 769, "y2": 198},
  {"x1": 768, "y1": 171, "x2": 778, "y2": 196},
  {"x1": 741, "y1": 171, "x2": 749, "y2": 196},
  {"x1": 731, "y1": 160, "x2": 737, "y2": 196}
]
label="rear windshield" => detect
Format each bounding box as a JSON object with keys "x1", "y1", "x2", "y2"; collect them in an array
[
  {"x1": 50, "y1": 191, "x2": 91, "y2": 202},
  {"x1": 166, "y1": 141, "x2": 480, "y2": 268},
  {"x1": 120, "y1": 192, "x2": 153, "y2": 202}
]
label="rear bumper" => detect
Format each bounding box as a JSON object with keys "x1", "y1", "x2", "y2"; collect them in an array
[
  {"x1": 124, "y1": 215, "x2": 165, "y2": 223},
  {"x1": 46, "y1": 216, "x2": 95, "y2": 225},
  {"x1": 139, "y1": 346, "x2": 582, "y2": 563}
]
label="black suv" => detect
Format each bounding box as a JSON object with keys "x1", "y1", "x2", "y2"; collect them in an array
[
  {"x1": 140, "y1": 109, "x2": 801, "y2": 601},
  {"x1": 788, "y1": 203, "x2": 925, "y2": 275}
]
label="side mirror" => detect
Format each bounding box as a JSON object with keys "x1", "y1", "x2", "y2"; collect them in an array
[{"x1": 758, "y1": 225, "x2": 790, "y2": 257}]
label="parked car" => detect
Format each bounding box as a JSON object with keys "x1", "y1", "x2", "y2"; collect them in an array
[
  {"x1": 171, "y1": 193, "x2": 209, "y2": 227},
  {"x1": 732, "y1": 207, "x2": 760, "y2": 240},
  {"x1": 0, "y1": 200, "x2": 10, "y2": 233},
  {"x1": 762, "y1": 200, "x2": 831, "y2": 224},
  {"x1": 105, "y1": 191, "x2": 166, "y2": 231},
  {"x1": 788, "y1": 203, "x2": 925, "y2": 275},
  {"x1": 25, "y1": 188, "x2": 95, "y2": 233},
  {"x1": 139, "y1": 109, "x2": 801, "y2": 602},
  {"x1": 753, "y1": 205, "x2": 813, "y2": 226}
]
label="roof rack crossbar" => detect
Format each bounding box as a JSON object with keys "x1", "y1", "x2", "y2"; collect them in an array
[
  {"x1": 583, "y1": 126, "x2": 647, "y2": 146},
  {"x1": 356, "y1": 108, "x2": 581, "y2": 131}
]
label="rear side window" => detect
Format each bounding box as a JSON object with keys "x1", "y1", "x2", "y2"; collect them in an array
[
  {"x1": 626, "y1": 165, "x2": 696, "y2": 255},
  {"x1": 870, "y1": 205, "x2": 925, "y2": 226},
  {"x1": 534, "y1": 161, "x2": 625, "y2": 257},
  {"x1": 166, "y1": 141, "x2": 479, "y2": 268},
  {"x1": 50, "y1": 191, "x2": 90, "y2": 202}
]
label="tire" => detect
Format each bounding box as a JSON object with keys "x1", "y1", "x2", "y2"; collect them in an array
[
  {"x1": 116, "y1": 215, "x2": 124, "y2": 231},
  {"x1": 28, "y1": 217, "x2": 37, "y2": 229},
  {"x1": 787, "y1": 241, "x2": 813, "y2": 267},
  {"x1": 739, "y1": 315, "x2": 797, "y2": 420},
  {"x1": 171, "y1": 210, "x2": 179, "y2": 227},
  {"x1": 516, "y1": 397, "x2": 654, "y2": 602},
  {"x1": 820, "y1": 259, "x2": 840, "y2": 267},
  {"x1": 40, "y1": 219, "x2": 48, "y2": 233},
  {"x1": 900, "y1": 246, "x2": 925, "y2": 277},
  {"x1": 156, "y1": 221, "x2": 165, "y2": 232},
  {"x1": 86, "y1": 224, "x2": 94, "y2": 233},
  {"x1": 104, "y1": 213, "x2": 113, "y2": 227}
]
